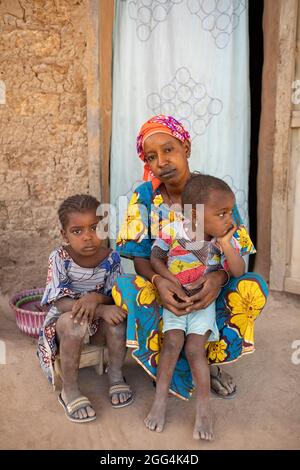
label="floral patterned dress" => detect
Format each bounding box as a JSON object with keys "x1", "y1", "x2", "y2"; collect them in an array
[{"x1": 113, "y1": 181, "x2": 268, "y2": 400}]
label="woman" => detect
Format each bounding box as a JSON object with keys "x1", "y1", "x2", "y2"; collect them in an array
[{"x1": 112, "y1": 114, "x2": 268, "y2": 402}]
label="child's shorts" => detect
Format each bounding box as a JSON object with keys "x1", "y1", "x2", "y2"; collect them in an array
[{"x1": 162, "y1": 301, "x2": 219, "y2": 341}]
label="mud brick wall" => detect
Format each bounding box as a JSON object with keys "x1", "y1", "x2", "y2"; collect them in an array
[{"x1": 0, "y1": 0, "x2": 89, "y2": 295}]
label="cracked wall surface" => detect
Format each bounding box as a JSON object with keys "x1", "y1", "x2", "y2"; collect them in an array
[{"x1": 0, "y1": 0, "x2": 89, "y2": 295}]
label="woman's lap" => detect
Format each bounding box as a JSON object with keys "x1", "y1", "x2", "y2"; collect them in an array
[{"x1": 113, "y1": 272, "x2": 268, "y2": 400}]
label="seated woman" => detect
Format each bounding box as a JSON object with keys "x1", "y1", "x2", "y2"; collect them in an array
[{"x1": 112, "y1": 114, "x2": 268, "y2": 402}]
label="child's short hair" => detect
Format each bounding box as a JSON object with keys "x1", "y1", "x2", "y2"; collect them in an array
[
  {"x1": 58, "y1": 194, "x2": 100, "y2": 228},
  {"x1": 182, "y1": 173, "x2": 233, "y2": 208}
]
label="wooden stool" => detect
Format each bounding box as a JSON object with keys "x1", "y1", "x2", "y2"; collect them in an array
[{"x1": 53, "y1": 342, "x2": 105, "y2": 390}]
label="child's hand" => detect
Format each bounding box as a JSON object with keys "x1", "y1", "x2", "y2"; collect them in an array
[
  {"x1": 216, "y1": 224, "x2": 237, "y2": 249},
  {"x1": 70, "y1": 293, "x2": 101, "y2": 325},
  {"x1": 101, "y1": 305, "x2": 128, "y2": 326}
]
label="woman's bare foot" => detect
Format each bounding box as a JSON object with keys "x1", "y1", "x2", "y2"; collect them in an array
[
  {"x1": 144, "y1": 398, "x2": 167, "y2": 432},
  {"x1": 193, "y1": 399, "x2": 214, "y2": 441},
  {"x1": 61, "y1": 387, "x2": 96, "y2": 421}
]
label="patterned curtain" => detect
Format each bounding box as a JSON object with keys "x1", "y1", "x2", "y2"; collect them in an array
[{"x1": 110, "y1": 0, "x2": 250, "y2": 249}]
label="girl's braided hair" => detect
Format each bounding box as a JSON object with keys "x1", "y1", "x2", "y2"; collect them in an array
[{"x1": 58, "y1": 194, "x2": 100, "y2": 228}]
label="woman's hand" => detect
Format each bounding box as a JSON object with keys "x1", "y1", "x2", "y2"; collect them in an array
[
  {"x1": 184, "y1": 270, "x2": 228, "y2": 313},
  {"x1": 154, "y1": 277, "x2": 193, "y2": 316},
  {"x1": 70, "y1": 292, "x2": 102, "y2": 325}
]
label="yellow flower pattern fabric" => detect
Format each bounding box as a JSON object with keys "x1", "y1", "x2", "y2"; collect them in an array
[
  {"x1": 147, "y1": 319, "x2": 164, "y2": 367},
  {"x1": 226, "y1": 279, "x2": 267, "y2": 347},
  {"x1": 135, "y1": 276, "x2": 157, "y2": 307},
  {"x1": 116, "y1": 191, "x2": 148, "y2": 247},
  {"x1": 235, "y1": 226, "x2": 256, "y2": 254},
  {"x1": 206, "y1": 339, "x2": 228, "y2": 363},
  {"x1": 153, "y1": 194, "x2": 163, "y2": 207}
]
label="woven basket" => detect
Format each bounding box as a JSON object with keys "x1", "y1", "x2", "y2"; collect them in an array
[{"x1": 9, "y1": 288, "x2": 49, "y2": 339}]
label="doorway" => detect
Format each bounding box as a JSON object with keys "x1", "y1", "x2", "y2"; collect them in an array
[{"x1": 248, "y1": 0, "x2": 264, "y2": 270}]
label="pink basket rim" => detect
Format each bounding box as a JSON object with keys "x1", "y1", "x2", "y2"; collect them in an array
[{"x1": 9, "y1": 288, "x2": 46, "y2": 317}]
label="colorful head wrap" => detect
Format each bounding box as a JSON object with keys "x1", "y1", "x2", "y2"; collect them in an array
[{"x1": 136, "y1": 115, "x2": 191, "y2": 190}]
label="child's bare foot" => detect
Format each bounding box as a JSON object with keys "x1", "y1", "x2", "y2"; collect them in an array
[
  {"x1": 144, "y1": 399, "x2": 167, "y2": 432},
  {"x1": 193, "y1": 399, "x2": 214, "y2": 441}
]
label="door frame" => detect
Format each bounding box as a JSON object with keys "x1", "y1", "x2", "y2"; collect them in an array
[{"x1": 87, "y1": 0, "x2": 114, "y2": 204}]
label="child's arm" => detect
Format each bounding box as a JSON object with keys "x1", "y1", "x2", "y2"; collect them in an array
[
  {"x1": 55, "y1": 292, "x2": 114, "y2": 325},
  {"x1": 56, "y1": 293, "x2": 113, "y2": 311},
  {"x1": 150, "y1": 247, "x2": 180, "y2": 287},
  {"x1": 71, "y1": 292, "x2": 113, "y2": 320},
  {"x1": 55, "y1": 296, "x2": 127, "y2": 326},
  {"x1": 217, "y1": 225, "x2": 245, "y2": 278}
]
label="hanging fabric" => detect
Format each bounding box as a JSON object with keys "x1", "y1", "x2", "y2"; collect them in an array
[{"x1": 110, "y1": 0, "x2": 250, "y2": 244}]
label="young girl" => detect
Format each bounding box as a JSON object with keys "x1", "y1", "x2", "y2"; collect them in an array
[
  {"x1": 37, "y1": 194, "x2": 133, "y2": 423},
  {"x1": 147, "y1": 174, "x2": 245, "y2": 441}
]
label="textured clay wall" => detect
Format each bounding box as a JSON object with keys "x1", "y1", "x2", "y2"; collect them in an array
[{"x1": 0, "y1": 0, "x2": 89, "y2": 295}]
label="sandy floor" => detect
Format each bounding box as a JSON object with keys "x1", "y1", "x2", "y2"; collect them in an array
[{"x1": 0, "y1": 291, "x2": 300, "y2": 450}]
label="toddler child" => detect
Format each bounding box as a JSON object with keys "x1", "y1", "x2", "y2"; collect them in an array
[{"x1": 147, "y1": 174, "x2": 245, "y2": 440}]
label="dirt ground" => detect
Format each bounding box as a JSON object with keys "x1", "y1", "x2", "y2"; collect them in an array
[{"x1": 0, "y1": 291, "x2": 299, "y2": 450}]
